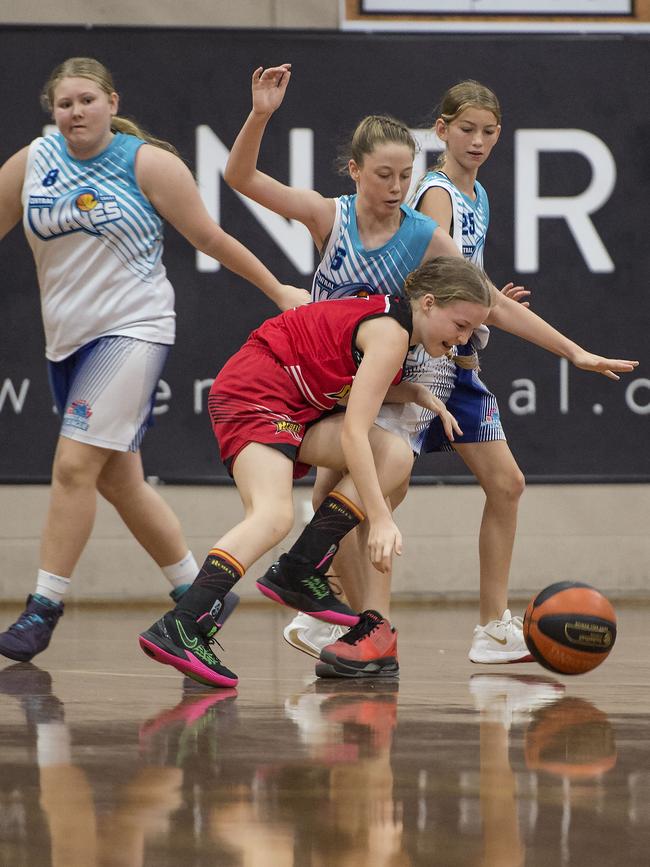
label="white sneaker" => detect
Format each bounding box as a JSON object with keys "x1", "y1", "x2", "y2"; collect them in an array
[
  {"x1": 283, "y1": 612, "x2": 347, "y2": 659},
  {"x1": 468, "y1": 609, "x2": 534, "y2": 664},
  {"x1": 469, "y1": 673, "x2": 565, "y2": 729}
]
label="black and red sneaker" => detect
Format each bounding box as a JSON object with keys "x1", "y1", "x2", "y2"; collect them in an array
[{"x1": 316, "y1": 610, "x2": 399, "y2": 679}]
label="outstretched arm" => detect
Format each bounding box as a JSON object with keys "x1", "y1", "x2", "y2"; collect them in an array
[
  {"x1": 0, "y1": 148, "x2": 29, "y2": 242},
  {"x1": 137, "y1": 144, "x2": 309, "y2": 310},
  {"x1": 223, "y1": 64, "x2": 336, "y2": 250},
  {"x1": 487, "y1": 288, "x2": 638, "y2": 380}
]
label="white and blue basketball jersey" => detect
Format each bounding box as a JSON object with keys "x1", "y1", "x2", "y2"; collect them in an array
[
  {"x1": 411, "y1": 170, "x2": 490, "y2": 351},
  {"x1": 22, "y1": 132, "x2": 175, "y2": 361},
  {"x1": 410, "y1": 170, "x2": 489, "y2": 267},
  {"x1": 311, "y1": 194, "x2": 435, "y2": 301}
]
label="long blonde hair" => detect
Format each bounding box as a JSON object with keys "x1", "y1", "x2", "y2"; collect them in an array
[
  {"x1": 404, "y1": 257, "x2": 494, "y2": 370},
  {"x1": 41, "y1": 57, "x2": 179, "y2": 155}
]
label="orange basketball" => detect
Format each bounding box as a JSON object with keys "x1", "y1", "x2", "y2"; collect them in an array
[{"x1": 523, "y1": 581, "x2": 616, "y2": 675}]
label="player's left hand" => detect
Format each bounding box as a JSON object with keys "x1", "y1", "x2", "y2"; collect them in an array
[
  {"x1": 413, "y1": 387, "x2": 463, "y2": 440},
  {"x1": 501, "y1": 282, "x2": 531, "y2": 307},
  {"x1": 571, "y1": 350, "x2": 639, "y2": 381}
]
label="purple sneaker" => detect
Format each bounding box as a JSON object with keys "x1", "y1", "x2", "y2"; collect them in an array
[{"x1": 0, "y1": 594, "x2": 64, "y2": 662}]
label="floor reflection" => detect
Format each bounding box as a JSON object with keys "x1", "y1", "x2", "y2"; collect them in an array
[{"x1": 1, "y1": 625, "x2": 648, "y2": 866}]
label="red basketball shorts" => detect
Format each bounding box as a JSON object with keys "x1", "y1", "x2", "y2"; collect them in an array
[{"x1": 207, "y1": 343, "x2": 322, "y2": 478}]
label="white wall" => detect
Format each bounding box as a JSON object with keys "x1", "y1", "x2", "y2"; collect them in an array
[
  {"x1": 2, "y1": 483, "x2": 648, "y2": 604},
  {"x1": 0, "y1": 0, "x2": 339, "y2": 28}
]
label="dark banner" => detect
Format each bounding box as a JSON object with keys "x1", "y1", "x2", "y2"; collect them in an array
[{"x1": 0, "y1": 27, "x2": 648, "y2": 482}]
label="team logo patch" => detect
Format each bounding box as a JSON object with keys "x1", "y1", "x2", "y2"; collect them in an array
[
  {"x1": 274, "y1": 419, "x2": 302, "y2": 441},
  {"x1": 485, "y1": 408, "x2": 500, "y2": 425},
  {"x1": 63, "y1": 399, "x2": 93, "y2": 432},
  {"x1": 28, "y1": 186, "x2": 122, "y2": 240}
]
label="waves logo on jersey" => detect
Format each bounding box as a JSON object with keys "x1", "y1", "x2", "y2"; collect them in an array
[
  {"x1": 314, "y1": 278, "x2": 378, "y2": 301},
  {"x1": 28, "y1": 186, "x2": 122, "y2": 240}
]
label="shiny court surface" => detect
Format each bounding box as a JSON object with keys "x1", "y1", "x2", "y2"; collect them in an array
[{"x1": 0, "y1": 603, "x2": 648, "y2": 867}]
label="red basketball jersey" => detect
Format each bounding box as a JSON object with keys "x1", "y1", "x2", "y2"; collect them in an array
[{"x1": 249, "y1": 295, "x2": 413, "y2": 411}]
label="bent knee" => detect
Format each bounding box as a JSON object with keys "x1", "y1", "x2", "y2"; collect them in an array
[
  {"x1": 389, "y1": 476, "x2": 410, "y2": 510},
  {"x1": 97, "y1": 476, "x2": 139, "y2": 505},
  {"x1": 486, "y1": 467, "x2": 526, "y2": 502},
  {"x1": 52, "y1": 454, "x2": 101, "y2": 490},
  {"x1": 252, "y1": 503, "x2": 294, "y2": 546},
  {"x1": 373, "y1": 432, "x2": 414, "y2": 476}
]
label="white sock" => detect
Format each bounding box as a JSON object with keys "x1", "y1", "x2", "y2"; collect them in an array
[
  {"x1": 161, "y1": 551, "x2": 198, "y2": 590},
  {"x1": 37, "y1": 723, "x2": 72, "y2": 767},
  {"x1": 36, "y1": 570, "x2": 71, "y2": 605}
]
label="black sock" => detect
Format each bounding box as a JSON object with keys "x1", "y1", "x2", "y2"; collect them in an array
[
  {"x1": 283, "y1": 492, "x2": 364, "y2": 577},
  {"x1": 175, "y1": 548, "x2": 244, "y2": 621}
]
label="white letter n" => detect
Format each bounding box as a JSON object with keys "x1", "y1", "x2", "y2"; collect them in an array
[{"x1": 195, "y1": 125, "x2": 314, "y2": 274}]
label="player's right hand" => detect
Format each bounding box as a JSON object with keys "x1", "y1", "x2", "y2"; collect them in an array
[
  {"x1": 251, "y1": 64, "x2": 292, "y2": 116},
  {"x1": 368, "y1": 515, "x2": 402, "y2": 574}
]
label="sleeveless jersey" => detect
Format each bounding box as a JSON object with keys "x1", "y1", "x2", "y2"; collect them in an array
[
  {"x1": 311, "y1": 194, "x2": 435, "y2": 301},
  {"x1": 410, "y1": 170, "x2": 490, "y2": 352},
  {"x1": 22, "y1": 132, "x2": 175, "y2": 361},
  {"x1": 249, "y1": 295, "x2": 413, "y2": 412},
  {"x1": 410, "y1": 171, "x2": 489, "y2": 266}
]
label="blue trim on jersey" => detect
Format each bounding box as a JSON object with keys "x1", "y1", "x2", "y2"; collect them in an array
[
  {"x1": 312, "y1": 194, "x2": 436, "y2": 300},
  {"x1": 30, "y1": 133, "x2": 163, "y2": 282}
]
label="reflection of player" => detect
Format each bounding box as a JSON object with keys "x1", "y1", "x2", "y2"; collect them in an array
[
  {"x1": 0, "y1": 56, "x2": 305, "y2": 663},
  {"x1": 470, "y1": 673, "x2": 566, "y2": 867},
  {"x1": 0, "y1": 663, "x2": 188, "y2": 866},
  {"x1": 221, "y1": 679, "x2": 405, "y2": 867}
]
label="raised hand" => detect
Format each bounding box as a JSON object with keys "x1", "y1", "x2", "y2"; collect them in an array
[{"x1": 251, "y1": 64, "x2": 292, "y2": 117}]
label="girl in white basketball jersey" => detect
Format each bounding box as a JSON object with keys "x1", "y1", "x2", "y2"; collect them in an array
[
  {"x1": 0, "y1": 57, "x2": 305, "y2": 664},
  {"x1": 410, "y1": 81, "x2": 532, "y2": 663},
  {"x1": 225, "y1": 64, "x2": 637, "y2": 679}
]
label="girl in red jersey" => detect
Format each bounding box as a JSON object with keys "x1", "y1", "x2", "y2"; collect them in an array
[{"x1": 138, "y1": 257, "x2": 493, "y2": 687}]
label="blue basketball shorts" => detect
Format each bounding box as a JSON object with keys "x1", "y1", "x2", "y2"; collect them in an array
[
  {"x1": 423, "y1": 365, "x2": 506, "y2": 453},
  {"x1": 48, "y1": 336, "x2": 170, "y2": 452}
]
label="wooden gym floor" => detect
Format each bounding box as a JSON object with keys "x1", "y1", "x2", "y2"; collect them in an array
[{"x1": 0, "y1": 602, "x2": 648, "y2": 866}]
